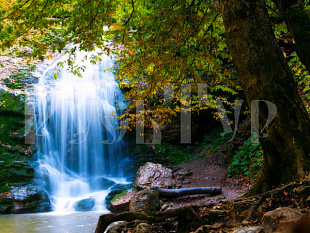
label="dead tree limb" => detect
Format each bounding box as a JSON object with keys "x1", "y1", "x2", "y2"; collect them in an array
[{"x1": 153, "y1": 187, "x2": 222, "y2": 198}]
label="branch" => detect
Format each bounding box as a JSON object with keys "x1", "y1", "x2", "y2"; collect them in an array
[
  {"x1": 75, "y1": 12, "x2": 98, "y2": 36},
  {"x1": 0, "y1": 0, "x2": 32, "y2": 20},
  {"x1": 123, "y1": 0, "x2": 135, "y2": 26}
]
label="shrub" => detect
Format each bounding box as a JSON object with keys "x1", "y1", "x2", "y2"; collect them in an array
[{"x1": 228, "y1": 137, "x2": 263, "y2": 178}]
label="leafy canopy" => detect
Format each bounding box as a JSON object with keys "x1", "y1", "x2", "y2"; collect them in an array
[{"x1": 1, "y1": 0, "x2": 309, "y2": 129}]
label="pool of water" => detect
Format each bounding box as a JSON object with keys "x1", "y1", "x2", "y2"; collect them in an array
[{"x1": 0, "y1": 211, "x2": 108, "y2": 233}]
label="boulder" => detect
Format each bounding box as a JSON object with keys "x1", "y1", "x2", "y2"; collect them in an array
[
  {"x1": 0, "y1": 184, "x2": 51, "y2": 214},
  {"x1": 75, "y1": 197, "x2": 95, "y2": 211},
  {"x1": 108, "y1": 189, "x2": 136, "y2": 213},
  {"x1": 133, "y1": 223, "x2": 152, "y2": 233},
  {"x1": 263, "y1": 207, "x2": 304, "y2": 233},
  {"x1": 105, "y1": 183, "x2": 133, "y2": 207},
  {"x1": 133, "y1": 162, "x2": 181, "y2": 190},
  {"x1": 290, "y1": 216, "x2": 310, "y2": 233},
  {"x1": 129, "y1": 190, "x2": 160, "y2": 212}
]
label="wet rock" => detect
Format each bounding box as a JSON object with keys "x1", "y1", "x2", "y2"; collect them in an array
[
  {"x1": 105, "y1": 183, "x2": 133, "y2": 207},
  {"x1": 0, "y1": 159, "x2": 35, "y2": 188},
  {"x1": 133, "y1": 223, "x2": 152, "y2": 233},
  {"x1": 129, "y1": 190, "x2": 160, "y2": 212},
  {"x1": 75, "y1": 197, "x2": 95, "y2": 211},
  {"x1": 24, "y1": 76, "x2": 39, "y2": 84},
  {"x1": 263, "y1": 207, "x2": 304, "y2": 233},
  {"x1": 100, "y1": 178, "x2": 116, "y2": 189},
  {"x1": 1, "y1": 184, "x2": 51, "y2": 214},
  {"x1": 233, "y1": 226, "x2": 263, "y2": 233},
  {"x1": 7, "y1": 161, "x2": 34, "y2": 180},
  {"x1": 133, "y1": 162, "x2": 181, "y2": 190},
  {"x1": 108, "y1": 189, "x2": 136, "y2": 213}
]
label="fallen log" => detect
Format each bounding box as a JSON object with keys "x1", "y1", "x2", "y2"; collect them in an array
[{"x1": 152, "y1": 187, "x2": 222, "y2": 198}]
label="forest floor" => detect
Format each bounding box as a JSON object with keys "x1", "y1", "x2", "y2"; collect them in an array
[{"x1": 162, "y1": 153, "x2": 252, "y2": 209}]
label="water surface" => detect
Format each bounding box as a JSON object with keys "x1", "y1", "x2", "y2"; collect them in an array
[{"x1": 0, "y1": 211, "x2": 107, "y2": 233}]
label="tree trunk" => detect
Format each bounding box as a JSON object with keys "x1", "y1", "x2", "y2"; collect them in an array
[
  {"x1": 219, "y1": 0, "x2": 310, "y2": 195},
  {"x1": 272, "y1": 0, "x2": 310, "y2": 73}
]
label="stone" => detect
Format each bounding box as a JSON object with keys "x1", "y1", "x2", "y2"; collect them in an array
[
  {"x1": 129, "y1": 190, "x2": 160, "y2": 212},
  {"x1": 75, "y1": 197, "x2": 95, "y2": 211},
  {"x1": 1, "y1": 184, "x2": 51, "y2": 214},
  {"x1": 174, "y1": 168, "x2": 192, "y2": 181},
  {"x1": 161, "y1": 203, "x2": 173, "y2": 211},
  {"x1": 290, "y1": 216, "x2": 310, "y2": 233},
  {"x1": 133, "y1": 223, "x2": 152, "y2": 233},
  {"x1": 106, "y1": 221, "x2": 128, "y2": 233},
  {"x1": 133, "y1": 162, "x2": 181, "y2": 190},
  {"x1": 108, "y1": 189, "x2": 136, "y2": 213},
  {"x1": 263, "y1": 207, "x2": 304, "y2": 233},
  {"x1": 105, "y1": 183, "x2": 133, "y2": 207},
  {"x1": 233, "y1": 226, "x2": 263, "y2": 233}
]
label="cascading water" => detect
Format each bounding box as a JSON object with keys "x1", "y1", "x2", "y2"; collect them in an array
[{"x1": 35, "y1": 50, "x2": 130, "y2": 212}]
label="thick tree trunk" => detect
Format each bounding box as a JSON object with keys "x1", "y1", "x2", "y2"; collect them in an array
[
  {"x1": 219, "y1": 0, "x2": 310, "y2": 195},
  {"x1": 272, "y1": 0, "x2": 310, "y2": 73}
]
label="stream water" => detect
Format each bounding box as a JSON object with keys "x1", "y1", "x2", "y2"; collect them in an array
[{"x1": 0, "y1": 211, "x2": 105, "y2": 233}]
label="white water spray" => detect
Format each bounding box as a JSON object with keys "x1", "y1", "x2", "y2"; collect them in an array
[{"x1": 35, "y1": 50, "x2": 130, "y2": 212}]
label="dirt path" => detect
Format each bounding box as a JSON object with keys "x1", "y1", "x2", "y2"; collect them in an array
[{"x1": 164, "y1": 154, "x2": 252, "y2": 209}]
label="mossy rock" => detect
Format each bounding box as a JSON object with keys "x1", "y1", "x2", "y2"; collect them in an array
[
  {"x1": 0, "y1": 90, "x2": 25, "y2": 116},
  {"x1": 104, "y1": 183, "x2": 133, "y2": 206},
  {"x1": 110, "y1": 190, "x2": 128, "y2": 204},
  {"x1": 0, "y1": 198, "x2": 13, "y2": 214}
]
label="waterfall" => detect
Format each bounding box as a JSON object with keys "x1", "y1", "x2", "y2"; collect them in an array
[{"x1": 35, "y1": 50, "x2": 130, "y2": 212}]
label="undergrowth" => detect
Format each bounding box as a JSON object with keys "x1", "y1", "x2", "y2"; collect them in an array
[
  {"x1": 155, "y1": 142, "x2": 192, "y2": 164},
  {"x1": 228, "y1": 137, "x2": 263, "y2": 178},
  {"x1": 200, "y1": 131, "x2": 233, "y2": 154}
]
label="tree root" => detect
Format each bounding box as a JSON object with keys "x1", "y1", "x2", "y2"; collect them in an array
[
  {"x1": 96, "y1": 180, "x2": 310, "y2": 233},
  {"x1": 193, "y1": 223, "x2": 225, "y2": 233},
  {"x1": 95, "y1": 206, "x2": 204, "y2": 233},
  {"x1": 245, "y1": 195, "x2": 265, "y2": 221}
]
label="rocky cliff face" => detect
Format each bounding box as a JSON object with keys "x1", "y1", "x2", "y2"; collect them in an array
[{"x1": 0, "y1": 59, "x2": 43, "y2": 214}]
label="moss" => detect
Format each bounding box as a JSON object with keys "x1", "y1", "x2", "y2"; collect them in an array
[
  {"x1": 110, "y1": 190, "x2": 128, "y2": 203},
  {"x1": 0, "y1": 90, "x2": 25, "y2": 116},
  {"x1": 0, "y1": 198, "x2": 13, "y2": 214},
  {"x1": 0, "y1": 89, "x2": 35, "y2": 193},
  {"x1": 110, "y1": 188, "x2": 138, "y2": 204}
]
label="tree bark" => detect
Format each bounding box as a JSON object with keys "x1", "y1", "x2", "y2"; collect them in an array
[
  {"x1": 272, "y1": 0, "x2": 310, "y2": 73},
  {"x1": 219, "y1": 0, "x2": 310, "y2": 195}
]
